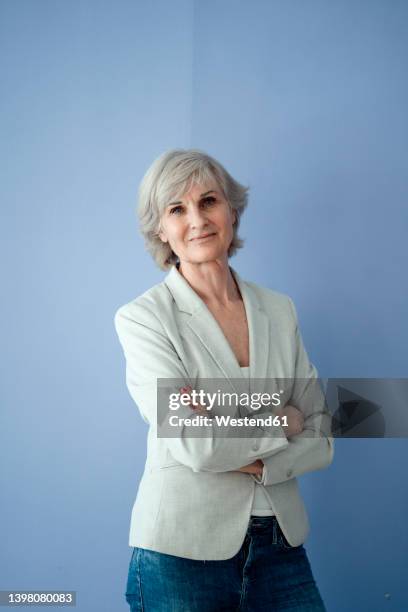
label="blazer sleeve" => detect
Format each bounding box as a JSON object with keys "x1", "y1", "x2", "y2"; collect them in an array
[
  {"x1": 114, "y1": 302, "x2": 289, "y2": 474},
  {"x1": 252, "y1": 297, "x2": 334, "y2": 486}
]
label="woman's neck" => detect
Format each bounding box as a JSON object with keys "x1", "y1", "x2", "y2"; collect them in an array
[{"x1": 178, "y1": 259, "x2": 241, "y2": 308}]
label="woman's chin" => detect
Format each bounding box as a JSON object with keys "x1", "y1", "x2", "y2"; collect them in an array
[{"x1": 180, "y1": 249, "x2": 227, "y2": 266}]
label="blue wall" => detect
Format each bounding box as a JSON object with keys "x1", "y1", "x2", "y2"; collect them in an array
[
  {"x1": 1, "y1": 1, "x2": 407, "y2": 610},
  {"x1": 1, "y1": 1, "x2": 193, "y2": 611},
  {"x1": 192, "y1": 2, "x2": 408, "y2": 610}
]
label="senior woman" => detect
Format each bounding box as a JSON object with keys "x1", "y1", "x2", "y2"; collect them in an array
[{"x1": 114, "y1": 149, "x2": 334, "y2": 611}]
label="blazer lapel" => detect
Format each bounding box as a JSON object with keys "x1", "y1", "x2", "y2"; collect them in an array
[
  {"x1": 164, "y1": 265, "x2": 270, "y2": 395},
  {"x1": 233, "y1": 269, "x2": 270, "y2": 391}
]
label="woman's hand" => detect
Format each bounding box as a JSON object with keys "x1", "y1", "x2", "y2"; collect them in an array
[
  {"x1": 236, "y1": 459, "x2": 264, "y2": 476},
  {"x1": 179, "y1": 386, "x2": 211, "y2": 417},
  {"x1": 277, "y1": 404, "x2": 305, "y2": 438}
]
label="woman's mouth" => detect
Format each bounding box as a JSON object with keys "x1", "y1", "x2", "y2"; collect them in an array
[{"x1": 190, "y1": 233, "x2": 216, "y2": 242}]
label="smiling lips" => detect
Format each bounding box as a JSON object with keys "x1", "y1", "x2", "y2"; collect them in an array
[{"x1": 189, "y1": 232, "x2": 216, "y2": 242}]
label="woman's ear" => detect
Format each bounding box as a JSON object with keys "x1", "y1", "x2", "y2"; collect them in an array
[
  {"x1": 157, "y1": 222, "x2": 168, "y2": 243},
  {"x1": 232, "y1": 209, "x2": 237, "y2": 225}
]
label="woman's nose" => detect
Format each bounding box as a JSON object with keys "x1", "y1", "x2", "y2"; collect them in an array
[{"x1": 187, "y1": 205, "x2": 208, "y2": 229}]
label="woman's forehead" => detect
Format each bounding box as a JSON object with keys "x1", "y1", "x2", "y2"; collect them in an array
[
  {"x1": 178, "y1": 181, "x2": 220, "y2": 199},
  {"x1": 165, "y1": 178, "x2": 221, "y2": 205}
]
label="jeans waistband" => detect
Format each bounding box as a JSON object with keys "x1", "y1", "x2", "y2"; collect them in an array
[{"x1": 247, "y1": 515, "x2": 279, "y2": 536}]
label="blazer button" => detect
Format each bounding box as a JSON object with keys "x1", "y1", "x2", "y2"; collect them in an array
[
  {"x1": 287, "y1": 469, "x2": 293, "y2": 478},
  {"x1": 252, "y1": 441, "x2": 260, "y2": 451}
]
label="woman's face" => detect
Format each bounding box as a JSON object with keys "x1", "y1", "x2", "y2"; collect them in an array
[{"x1": 158, "y1": 180, "x2": 236, "y2": 266}]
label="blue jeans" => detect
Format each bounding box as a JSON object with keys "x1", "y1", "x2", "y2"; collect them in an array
[{"x1": 125, "y1": 516, "x2": 326, "y2": 611}]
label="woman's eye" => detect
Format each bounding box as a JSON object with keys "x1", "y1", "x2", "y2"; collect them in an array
[
  {"x1": 169, "y1": 206, "x2": 183, "y2": 215},
  {"x1": 201, "y1": 197, "x2": 216, "y2": 206},
  {"x1": 169, "y1": 197, "x2": 215, "y2": 215}
]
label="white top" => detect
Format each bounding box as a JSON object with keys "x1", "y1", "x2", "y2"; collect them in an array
[{"x1": 240, "y1": 366, "x2": 275, "y2": 516}]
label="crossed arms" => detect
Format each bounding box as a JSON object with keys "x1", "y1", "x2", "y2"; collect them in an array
[{"x1": 114, "y1": 297, "x2": 334, "y2": 485}]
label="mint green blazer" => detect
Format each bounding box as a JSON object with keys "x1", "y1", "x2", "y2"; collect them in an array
[{"x1": 114, "y1": 265, "x2": 334, "y2": 560}]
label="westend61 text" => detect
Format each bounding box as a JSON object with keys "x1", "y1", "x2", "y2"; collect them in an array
[
  {"x1": 169, "y1": 389, "x2": 283, "y2": 411},
  {"x1": 168, "y1": 414, "x2": 289, "y2": 427}
]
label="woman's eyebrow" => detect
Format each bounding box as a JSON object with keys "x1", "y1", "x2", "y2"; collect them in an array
[{"x1": 167, "y1": 190, "x2": 217, "y2": 207}]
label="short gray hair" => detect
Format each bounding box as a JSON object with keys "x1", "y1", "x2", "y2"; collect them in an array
[{"x1": 137, "y1": 149, "x2": 249, "y2": 270}]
